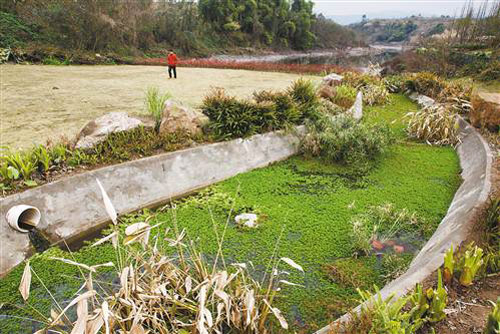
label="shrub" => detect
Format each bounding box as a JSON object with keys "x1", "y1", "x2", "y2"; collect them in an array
[
  {"x1": 352, "y1": 270, "x2": 447, "y2": 334},
  {"x1": 404, "y1": 72, "x2": 445, "y2": 98},
  {"x1": 406, "y1": 105, "x2": 461, "y2": 146},
  {"x1": 383, "y1": 75, "x2": 406, "y2": 93},
  {"x1": 145, "y1": 86, "x2": 171, "y2": 131},
  {"x1": 361, "y1": 84, "x2": 390, "y2": 106},
  {"x1": 330, "y1": 85, "x2": 357, "y2": 109},
  {"x1": 343, "y1": 71, "x2": 381, "y2": 88},
  {"x1": 202, "y1": 89, "x2": 274, "y2": 140},
  {"x1": 301, "y1": 113, "x2": 393, "y2": 165},
  {"x1": 287, "y1": 78, "x2": 320, "y2": 119},
  {"x1": 203, "y1": 81, "x2": 320, "y2": 140}
]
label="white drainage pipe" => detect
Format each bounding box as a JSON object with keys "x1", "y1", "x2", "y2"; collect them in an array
[{"x1": 6, "y1": 205, "x2": 41, "y2": 233}]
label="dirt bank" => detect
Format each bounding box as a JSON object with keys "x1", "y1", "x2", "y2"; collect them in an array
[{"x1": 0, "y1": 65, "x2": 313, "y2": 149}]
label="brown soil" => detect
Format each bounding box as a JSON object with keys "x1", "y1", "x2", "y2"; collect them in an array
[
  {"x1": 0, "y1": 64, "x2": 314, "y2": 149},
  {"x1": 421, "y1": 275, "x2": 500, "y2": 334}
]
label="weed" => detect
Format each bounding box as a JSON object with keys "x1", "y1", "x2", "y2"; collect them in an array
[
  {"x1": 485, "y1": 297, "x2": 500, "y2": 334},
  {"x1": 145, "y1": 86, "x2": 171, "y2": 131},
  {"x1": 443, "y1": 244, "x2": 455, "y2": 285},
  {"x1": 457, "y1": 243, "x2": 485, "y2": 286}
]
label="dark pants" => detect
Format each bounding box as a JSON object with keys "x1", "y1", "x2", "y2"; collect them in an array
[{"x1": 168, "y1": 65, "x2": 177, "y2": 78}]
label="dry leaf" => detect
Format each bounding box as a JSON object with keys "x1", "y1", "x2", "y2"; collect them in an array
[
  {"x1": 71, "y1": 297, "x2": 88, "y2": 334},
  {"x1": 19, "y1": 261, "x2": 31, "y2": 301},
  {"x1": 102, "y1": 300, "x2": 110, "y2": 334},
  {"x1": 86, "y1": 314, "x2": 104, "y2": 334},
  {"x1": 263, "y1": 299, "x2": 288, "y2": 329},
  {"x1": 51, "y1": 291, "x2": 95, "y2": 325},
  {"x1": 96, "y1": 178, "x2": 117, "y2": 225},
  {"x1": 91, "y1": 232, "x2": 118, "y2": 247},
  {"x1": 280, "y1": 257, "x2": 304, "y2": 272}
]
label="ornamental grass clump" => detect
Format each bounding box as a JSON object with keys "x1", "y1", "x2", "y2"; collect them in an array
[
  {"x1": 406, "y1": 105, "x2": 461, "y2": 146},
  {"x1": 16, "y1": 179, "x2": 303, "y2": 334}
]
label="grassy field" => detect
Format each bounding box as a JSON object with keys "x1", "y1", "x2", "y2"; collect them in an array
[
  {"x1": 0, "y1": 65, "x2": 315, "y2": 149},
  {"x1": 0, "y1": 95, "x2": 461, "y2": 333}
]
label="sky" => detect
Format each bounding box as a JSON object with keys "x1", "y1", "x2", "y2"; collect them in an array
[{"x1": 312, "y1": 0, "x2": 491, "y2": 24}]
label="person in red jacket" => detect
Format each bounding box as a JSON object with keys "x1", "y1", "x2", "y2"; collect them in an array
[{"x1": 167, "y1": 50, "x2": 178, "y2": 79}]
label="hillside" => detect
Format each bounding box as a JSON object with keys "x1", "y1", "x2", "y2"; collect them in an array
[{"x1": 350, "y1": 16, "x2": 454, "y2": 44}]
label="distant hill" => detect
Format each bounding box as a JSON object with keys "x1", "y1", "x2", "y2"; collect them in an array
[{"x1": 349, "y1": 16, "x2": 454, "y2": 44}]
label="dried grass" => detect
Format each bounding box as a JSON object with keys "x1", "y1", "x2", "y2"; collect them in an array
[
  {"x1": 18, "y1": 179, "x2": 304, "y2": 333},
  {"x1": 406, "y1": 105, "x2": 461, "y2": 146}
]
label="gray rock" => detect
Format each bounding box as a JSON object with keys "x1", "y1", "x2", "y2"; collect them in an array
[
  {"x1": 409, "y1": 92, "x2": 436, "y2": 109},
  {"x1": 322, "y1": 73, "x2": 344, "y2": 86},
  {"x1": 159, "y1": 100, "x2": 208, "y2": 136},
  {"x1": 75, "y1": 112, "x2": 144, "y2": 149},
  {"x1": 348, "y1": 91, "x2": 363, "y2": 120}
]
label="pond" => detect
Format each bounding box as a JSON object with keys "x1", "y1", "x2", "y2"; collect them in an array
[{"x1": 0, "y1": 94, "x2": 461, "y2": 333}]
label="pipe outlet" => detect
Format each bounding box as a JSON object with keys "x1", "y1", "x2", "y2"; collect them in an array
[{"x1": 6, "y1": 205, "x2": 41, "y2": 233}]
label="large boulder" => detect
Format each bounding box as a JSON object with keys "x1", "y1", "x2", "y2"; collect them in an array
[
  {"x1": 159, "y1": 100, "x2": 208, "y2": 136},
  {"x1": 75, "y1": 112, "x2": 145, "y2": 149},
  {"x1": 471, "y1": 92, "x2": 500, "y2": 132}
]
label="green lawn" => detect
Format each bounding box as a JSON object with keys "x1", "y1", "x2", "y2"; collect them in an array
[{"x1": 0, "y1": 94, "x2": 462, "y2": 333}]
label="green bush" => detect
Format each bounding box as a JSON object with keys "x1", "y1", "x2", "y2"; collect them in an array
[
  {"x1": 331, "y1": 84, "x2": 357, "y2": 108},
  {"x1": 287, "y1": 78, "x2": 320, "y2": 118},
  {"x1": 202, "y1": 89, "x2": 276, "y2": 140},
  {"x1": 301, "y1": 113, "x2": 393, "y2": 164},
  {"x1": 203, "y1": 80, "x2": 320, "y2": 140}
]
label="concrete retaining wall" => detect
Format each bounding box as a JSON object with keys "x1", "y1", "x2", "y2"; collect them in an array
[
  {"x1": 0, "y1": 128, "x2": 304, "y2": 277},
  {"x1": 315, "y1": 119, "x2": 493, "y2": 333}
]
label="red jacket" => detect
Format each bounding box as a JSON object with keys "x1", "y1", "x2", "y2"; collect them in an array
[{"x1": 167, "y1": 53, "x2": 178, "y2": 66}]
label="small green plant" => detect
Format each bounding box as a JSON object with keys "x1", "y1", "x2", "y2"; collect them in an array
[
  {"x1": 33, "y1": 145, "x2": 50, "y2": 173},
  {"x1": 357, "y1": 286, "x2": 418, "y2": 333},
  {"x1": 49, "y1": 143, "x2": 68, "y2": 164},
  {"x1": 4, "y1": 151, "x2": 36, "y2": 180},
  {"x1": 426, "y1": 269, "x2": 447, "y2": 322},
  {"x1": 484, "y1": 298, "x2": 500, "y2": 334},
  {"x1": 443, "y1": 244, "x2": 455, "y2": 285},
  {"x1": 457, "y1": 243, "x2": 484, "y2": 286},
  {"x1": 145, "y1": 86, "x2": 171, "y2": 132}
]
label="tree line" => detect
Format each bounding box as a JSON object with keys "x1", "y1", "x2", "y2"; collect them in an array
[{"x1": 0, "y1": 0, "x2": 360, "y2": 57}]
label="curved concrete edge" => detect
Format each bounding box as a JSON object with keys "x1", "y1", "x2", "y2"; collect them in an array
[
  {"x1": 315, "y1": 119, "x2": 493, "y2": 333},
  {"x1": 0, "y1": 127, "x2": 305, "y2": 277}
]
